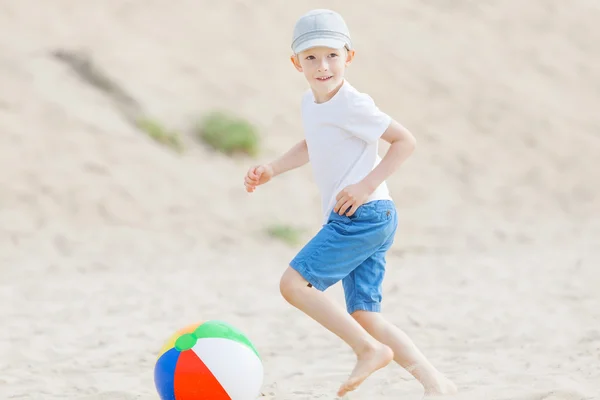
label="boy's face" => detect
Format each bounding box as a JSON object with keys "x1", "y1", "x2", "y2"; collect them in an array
[{"x1": 291, "y1": 46, "x2": 355, "y2": 97}]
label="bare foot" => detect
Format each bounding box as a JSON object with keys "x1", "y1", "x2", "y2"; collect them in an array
[
  {"x1": 337, "y1": 343, "x2": 393, "y2": 397},
  {"x1": 423, "y1": 374, "x2": 458, "y2": 396}
]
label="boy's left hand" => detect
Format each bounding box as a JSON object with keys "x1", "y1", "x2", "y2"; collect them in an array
[{"x1": 334, "y1": 182, "x2": 371, "y2": 217}]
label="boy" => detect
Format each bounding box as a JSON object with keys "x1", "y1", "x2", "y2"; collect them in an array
[{"x1": 244, "y1": 9, "x2": 458, "y2": 397}]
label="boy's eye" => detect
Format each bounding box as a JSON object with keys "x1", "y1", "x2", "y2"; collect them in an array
[
  {"x1": 329, "y1": 53, "x2": 338, "y2": 57},
  {"x1": 306, "y1": 55, "x2": 315, "y2": 60}
]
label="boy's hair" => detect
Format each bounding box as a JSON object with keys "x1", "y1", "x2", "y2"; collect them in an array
[
  {"x1": 291, "y1": 9, "x2": 352, "y2": 54},
  {"x1": 293, "y1": 46, "x2": 349, "y2": 60}
]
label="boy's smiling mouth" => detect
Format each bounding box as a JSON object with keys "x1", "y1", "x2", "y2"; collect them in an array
[{"x1": 316, "y1": 76, "x2": 333, "y2": 81}]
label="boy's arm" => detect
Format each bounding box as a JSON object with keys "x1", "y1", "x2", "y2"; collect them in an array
[
  {"x1": 245, "y1": 139, "x2": 309, "y2": 193},
  {"x1": 269, "y1": 139, "x2": 309, "y2": 177},
  {"x1": 334, "y1": 120, "x2": 416, "y2": 216},
  {"x1": 361, "y1": 120, "x2": 416, "y2": 193}
]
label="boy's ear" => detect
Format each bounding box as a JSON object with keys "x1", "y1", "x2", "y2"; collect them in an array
[
  {"x1": 290, "y1": 54, "x2": 303, "y2": 72},
  {"x1": 345, "y1": 49, "x2": 356, "y2": 66}
]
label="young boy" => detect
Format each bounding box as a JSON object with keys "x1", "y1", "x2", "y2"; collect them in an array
[{"x1": 244, "y1": 9, "x2": 458, "y2": 397}]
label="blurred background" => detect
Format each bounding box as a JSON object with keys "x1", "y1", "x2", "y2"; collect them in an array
[{"x1": 1, "y1": 1, "x2": 599, "y2": 399}]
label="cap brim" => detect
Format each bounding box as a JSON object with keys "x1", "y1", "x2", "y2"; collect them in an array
[{"x1": 293, "y1": 38, "x2": 347, "y2": 54}]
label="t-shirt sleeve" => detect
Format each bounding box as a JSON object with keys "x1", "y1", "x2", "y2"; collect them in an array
[{"x1": 340, "y1": 92, "x2": 392, "y2": 144}]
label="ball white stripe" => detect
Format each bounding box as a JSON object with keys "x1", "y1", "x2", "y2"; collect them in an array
[{"x1": 191, "y1": 337, "x2": 263, "y2": 400}]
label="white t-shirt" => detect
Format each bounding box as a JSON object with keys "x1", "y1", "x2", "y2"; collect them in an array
[{"x1": 301, "y1": 80, "x2": 393, "y2": 225}]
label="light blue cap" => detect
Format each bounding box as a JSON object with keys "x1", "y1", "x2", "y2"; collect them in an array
[{"x1": 291, "y1": 9, "x2": 352, "y2": 54}]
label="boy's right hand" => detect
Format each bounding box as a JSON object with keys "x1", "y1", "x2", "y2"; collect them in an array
[{"x1": 244, "y1": 164, "x2": 274, "y2": 193}]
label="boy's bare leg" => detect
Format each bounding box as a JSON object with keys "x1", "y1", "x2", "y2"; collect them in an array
[
  {"x1": 280, "y1": 267, "x2": 394, "y2": 397},
  {"x1": 352, "y1": 310, "x2": 458, "y2": 396}
]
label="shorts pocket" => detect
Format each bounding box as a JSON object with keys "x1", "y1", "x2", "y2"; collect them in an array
[
  {"x1": 347, "y1": 204, "x2": 365, "y2": 220},
  {"x1": 328, "y1": 205, "x2": 364, "y2": 224}
]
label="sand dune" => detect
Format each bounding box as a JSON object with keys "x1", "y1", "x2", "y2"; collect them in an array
[{"x1": 1, "y1": 0, "x2": 599, "y2": 399}]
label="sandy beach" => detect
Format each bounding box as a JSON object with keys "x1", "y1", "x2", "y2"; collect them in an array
[{"x1": 1, "y1": 1, "x2": 599, "y2": 399}]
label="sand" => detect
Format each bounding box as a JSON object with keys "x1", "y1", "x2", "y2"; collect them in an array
[{"x1": 1, "y1": 0, "x2": 599, "y2": 399}]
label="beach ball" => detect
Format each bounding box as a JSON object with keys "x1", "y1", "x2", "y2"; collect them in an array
[{"x1": 154, "y1": 320, "x2": 263, "y2": 400}]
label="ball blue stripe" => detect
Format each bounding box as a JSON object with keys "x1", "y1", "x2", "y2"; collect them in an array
[{"x1": 154, "y1": 347, "x2": 180, "y2": 400}]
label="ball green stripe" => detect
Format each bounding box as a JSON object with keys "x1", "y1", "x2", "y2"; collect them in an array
[
  {"x1": 174, "y1": 333, "x2": 197, "y2": 351},
  {"x1": 193, "y1": 320, "x2": 260, "y2": 358}
]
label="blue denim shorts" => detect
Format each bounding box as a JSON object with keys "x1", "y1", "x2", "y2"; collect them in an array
[{"x1": 289, "y1": 200, "x2": 398, "y2": 314}]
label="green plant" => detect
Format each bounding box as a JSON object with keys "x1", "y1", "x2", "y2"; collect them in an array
[
  {"x1": 266, "y1": 224, "x2": 303, "y2": 246},
  {"x1": 197, "y1": 111, "x2": 260, "y2": 157},
  {"x1": 136, "y1": 118, "x2": 183, "y2": 152}
]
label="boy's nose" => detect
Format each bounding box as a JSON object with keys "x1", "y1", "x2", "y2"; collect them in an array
[{"x1": 318, "y1": 60, "x2": 329, "y2": 71}]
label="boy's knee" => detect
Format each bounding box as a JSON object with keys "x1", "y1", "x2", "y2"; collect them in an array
[
  {"x1": 351, "y1": 309, "x2": 379, "y2": 330},
  {"x1": 279, "y1": 267, "x2": 309, "y2": 303},
  {"x1": 351, "y1": 310, "x2": 369, "y2": 323}
]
